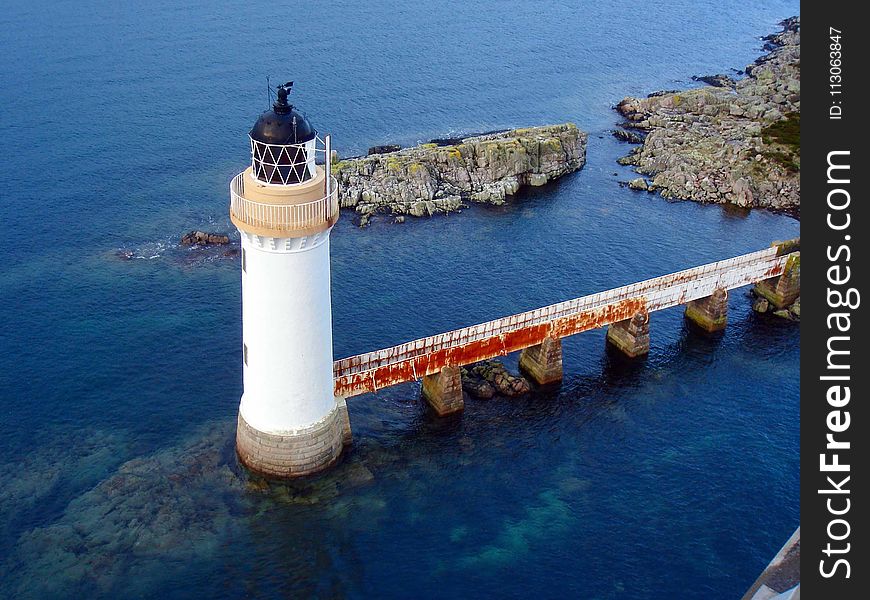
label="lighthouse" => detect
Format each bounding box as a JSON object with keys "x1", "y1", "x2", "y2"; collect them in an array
[{"x1": 229, "y1": 82, "x2": 350, "y2": 478}]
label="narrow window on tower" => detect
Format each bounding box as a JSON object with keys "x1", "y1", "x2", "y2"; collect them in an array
[
  {"x1": 242, "y1": 248, "x2": 246, "y2": 273},
  {"x1": 243, "y1": 343, "x2": 248, "y2": 366}
]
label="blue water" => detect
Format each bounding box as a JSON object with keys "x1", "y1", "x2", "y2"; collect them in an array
[{"x1": 0, "y1": 1, "x2": 800, "y2": 597}]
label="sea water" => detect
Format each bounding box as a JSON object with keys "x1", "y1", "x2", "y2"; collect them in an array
[{"x1": 0, "y1": 1, "x2": 799, "y2": 597}]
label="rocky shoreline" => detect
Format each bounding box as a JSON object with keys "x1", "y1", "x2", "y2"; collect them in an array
[
  {"x1": 614, "y1": 16, "x2": 800, "y2": 213},
  {"x1": 332, "y1": 123, "x2": 587, "y2": 226}
]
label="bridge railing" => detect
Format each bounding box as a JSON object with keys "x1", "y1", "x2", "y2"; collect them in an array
[{"x1": 334, "y1": 244, "x2": 794, "y2": 398}]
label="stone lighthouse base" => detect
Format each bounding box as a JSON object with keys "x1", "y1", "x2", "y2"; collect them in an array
[{"x1": 236, "y1": 401, "x2": 351, "y2": 479}]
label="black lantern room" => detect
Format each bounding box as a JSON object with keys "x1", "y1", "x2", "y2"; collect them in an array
[{"x1": 249, "y1": 82, "x2": 318, "y2": 185}]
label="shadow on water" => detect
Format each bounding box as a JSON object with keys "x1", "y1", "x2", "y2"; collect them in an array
[{"x1": 675, "y1": 318, "x2": 728, "y2": 354}]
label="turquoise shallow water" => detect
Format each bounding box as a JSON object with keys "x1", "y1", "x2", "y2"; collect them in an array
[{"x1": 0, "y1": 1, "x2": 799, "y2": 597}]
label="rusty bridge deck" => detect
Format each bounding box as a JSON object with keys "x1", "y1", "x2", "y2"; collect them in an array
[{"x1": 333, "y1": 245, "x2": 795, "y2": 398}]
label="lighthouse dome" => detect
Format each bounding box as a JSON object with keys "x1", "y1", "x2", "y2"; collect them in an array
[
  {"x1": 249, "y1": 83, "x2": 318, "y2": 184},
  {"x1": 249, "y1": 85, "x2": 316, "y2": 145},
  {"x1": 250, "y1": 107, "x2": 316, "y2": 146}
]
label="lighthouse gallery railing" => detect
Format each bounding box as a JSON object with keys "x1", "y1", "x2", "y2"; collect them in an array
[{"x1": 230, "y1": 172, "x2": 339, "y2": 233}]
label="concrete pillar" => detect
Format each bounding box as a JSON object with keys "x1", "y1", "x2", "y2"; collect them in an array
[
  {"x1": 422, "y1": 365, "x2": 464, "y2": 416},
  {"x1": 519, "y1": 336, "x2": 563, "y2": 385},
  {"x1": 754, "y1": 252, "x2": 800, "y2": 309},
  {"x1": 336, "y1": 396, "x2": 353, "y2": 446},
  {"x1": 685, "y1": 287, "x2": 728, "y2": 332},
  {"x1": 606, "y1": 310, "x2": 650, "y2": 358}
]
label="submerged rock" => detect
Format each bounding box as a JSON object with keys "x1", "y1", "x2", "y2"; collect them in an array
[
  {"x1": 343, "y1": 462, "x2": 375, "y2": 489},
  {"x1": 6, "y1": 421, "x2": 243, "y2": 598},
  {"x1": 615, "y1": 17, "x2": 800, "y2": 212},
  {"x1": 332, "y1": 123, "x2": 587, "y2": 224},
  {"x1": 0, "y1": 428, "x2": 127, "y2": 552}
]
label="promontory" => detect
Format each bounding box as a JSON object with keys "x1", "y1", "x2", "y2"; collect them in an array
[{"x1": 615, "y1": 17, "x2": 800, "y2": 213}]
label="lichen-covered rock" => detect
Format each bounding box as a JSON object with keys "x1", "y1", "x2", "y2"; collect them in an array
[
  {"x1": 614, "y1": 17, "x2": 800, "y2": 213},
  {"x1": 332, "y1": 123, "x2": 587, "y2": 223},
  {"x1": 752, "y1": 296, "x2": 770, "y2": 313},
  {"x1": 750, "y1": 289, "x2": 800, "y2": 321}
]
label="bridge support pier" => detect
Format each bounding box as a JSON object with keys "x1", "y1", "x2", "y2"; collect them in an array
[
  {"x1": 754, "y1": 252, "x2": 800, "y2": 309},
  {"x1": 685, "y1": 287, "x2": 728, "y2": 332},
  {"x1": 519, "y1": 336, "x2": 563, "y2": 385},
  {"x1": 606, "y1": 310, "x2": 650, "y2": 358},
  {"x1": 422, "y1": 366, "x2": 464, "y2": 416},
  {"x1": 336, "y1": 396, "x2": 353, "y2": 446}
]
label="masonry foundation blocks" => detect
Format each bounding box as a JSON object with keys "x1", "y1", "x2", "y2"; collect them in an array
[
  {"x1": 422, "y1": 365, "x2": 464, "y2": 416},
  {"x1": 519, "y1": 336, "x2": 564, "y2": 385},
  {"x1": 754, "y1": 251, "x2": 800, "y2": 310},
  {"x1": 685, "y1": 287, "x2": 728, "y2": 332},
  {"x1": 606, "y1": 310, "x2": 650, "y2": 358},
  {"x1": 236, "y1": 407, "x2": 346, "y2": 479}
]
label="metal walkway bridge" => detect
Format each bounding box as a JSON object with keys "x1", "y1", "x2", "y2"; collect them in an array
[{"x1": 333, "y1": 241, "x2": 799, "y2": 400}]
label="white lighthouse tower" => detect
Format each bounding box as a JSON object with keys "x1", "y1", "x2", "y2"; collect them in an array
[{"x1": 229, "y1": 82, "x2": 350, "y2": 478}]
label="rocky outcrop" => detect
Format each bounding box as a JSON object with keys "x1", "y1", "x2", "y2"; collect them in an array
[
  {"x1": 180, "y1": 231, "x2": 231, "y2": 246},
  {"x1": 612, "y1": 128, "x2": 644, "y2": 144},
  {"x1": 628, "y1": 178, "x2": 649, "y2": 191},
  {"x1": 463, "y1": 360, "x2": 531, "y2": 397},
  {"x1": 615, "y1": 17, "x2": 800, "y2": 213},
  {"x1": 332, "y1": 123, "x2": 587, "y2": 224},
  {"x1": 460, "y1": 366, "x2": 496, "y2": 399}
]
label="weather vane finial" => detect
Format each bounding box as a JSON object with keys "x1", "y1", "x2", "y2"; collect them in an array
[{"x1": 273, "y1": 81, "x2": 294, "y2": 114}]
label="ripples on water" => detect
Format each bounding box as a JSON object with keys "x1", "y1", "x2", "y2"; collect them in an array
[{"x1": 1, "y1": 1, "x2": 798, "y2": 597}]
